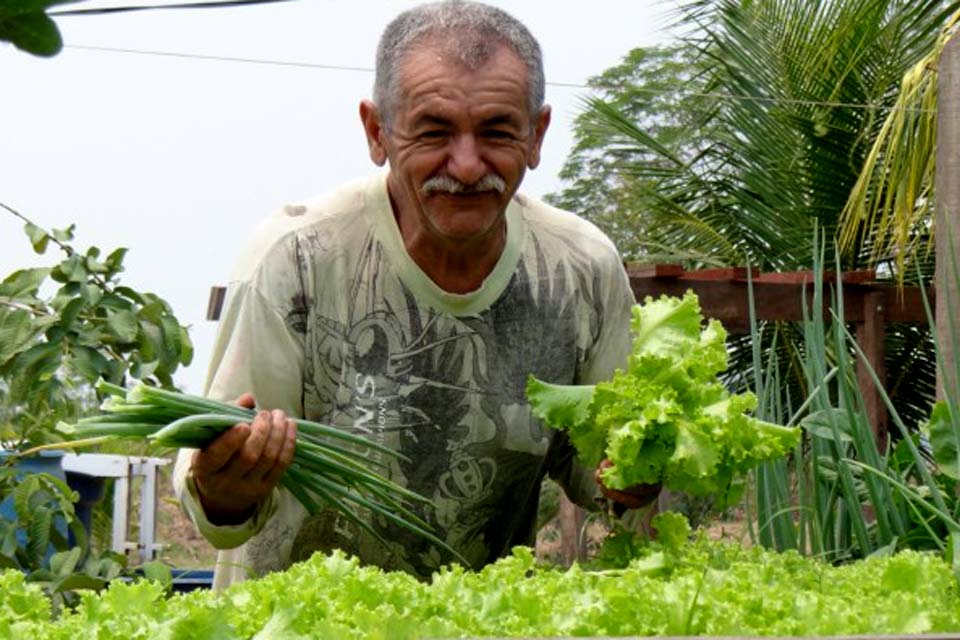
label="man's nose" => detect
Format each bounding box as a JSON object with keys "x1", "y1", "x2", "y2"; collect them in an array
[{"x1": 446, "y1": 134, "x2": 486, "y2": 186}]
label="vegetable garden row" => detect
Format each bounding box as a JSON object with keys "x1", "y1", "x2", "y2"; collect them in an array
[{"x1": 3, "y1": 521, "x2": 959, "y2": 638}]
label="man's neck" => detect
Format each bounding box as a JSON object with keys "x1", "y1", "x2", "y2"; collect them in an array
[
  {"x1": 387, "y1": 184, "x2": 508, "y2": 295},
  {"x1": 399, "y1": 217, "x2": 507, "y2": 295}
]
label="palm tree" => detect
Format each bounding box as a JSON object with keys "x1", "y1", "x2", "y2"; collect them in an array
[
  {"x1": 551, "y1": 0, "x2": 959, "y2": 431},
  {"x1": 839, "y1": 9, "x2": 960, "y2": 277}
]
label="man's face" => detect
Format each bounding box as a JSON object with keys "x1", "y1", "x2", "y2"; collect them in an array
[{"x1": 362, "y1": 44, "x2": 550, "y2": 245}]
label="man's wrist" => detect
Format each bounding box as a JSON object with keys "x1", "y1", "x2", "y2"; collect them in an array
[{"x1": 195, "y1": 480, "x2": 257, "y2": 526}]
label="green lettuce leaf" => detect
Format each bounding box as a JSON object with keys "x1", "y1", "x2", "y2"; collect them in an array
[{"x1": 527, "y1": 291, "x2": 800, "y2": 506}]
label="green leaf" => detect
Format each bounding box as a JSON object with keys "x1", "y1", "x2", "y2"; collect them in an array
[
  {"x1": 97, "y1": 292, "x2": 133, "y2": 311},
  {"x1": 50, "y1": 223, "x2": 75, "y2": 243},
  {"x1": 36, "y1": 472, "x2": 77, "y2": 513},
  {"x1": 137, "y1": 320, "x2": 162, "y2": 362},
  {"x1": 24, "y1": 568, "x2": 54, "y2": 582},
  {"x1": 52, "y1": 254, "x2": 86, "y2": 283},
  {"x1": 179, "y1": 325, "x2": 194, "y2": 366},
  {"x1": 76, "y1": 325, "x2": 106, "y2": 347},
  {"x1": 0, "y1": 11, "x2": 63, "y2": 57},
  {"x1": 526, "y1": 376, "x2": 596, "y2": 429},
  {"x1": 0, "y1": 307, "x2": 40, "y2": 367},
  {"x1": 131, "y1": 357, "x2": 159, "y2": 380},
  {"x1": 51, "y1": 573, "x2": 107, "y2": 594},
  {"x1": 139, "y1": 301, "x2": 166, "y2": 324},
  {"x1": 651, "y1": 511, "x2": 692, "y2": 554},
  {"x1": 27, "y1": 506, "x2": 52, "y2": 568},
  {"x1": 113, "y1": 285, "x2": 143, "y2": 305},
  {"x1": 56, "y1": 296, "x2": 86, "y2": 332},
  {"x1": 66, "y1": 517, "x2": 87, "y2": 560},
  {"x1": 84, "y1": 248, "x2": 109, "y2": 275},
  {"x1": 159, "y1": 315, "x2": 182, "y2": 372},
  {"x1": 140, "y1": 561, "x2": 172, "y2": 589},
  {"x1": 928, "y1": 401, "x2": 960, "y2": 480},
  {"x1": 49, "y1": 546, "x2": 81, "y2": 577},
  {"x1": 22, "y1": 221, "x2": 50, "y2": 253},
  {"x1": 69, "y1": 345, "x2": 110, "y2": 382},
  {"x1": 947, "y1": 531, "x2": 960, "y2": 584},
  {"x1": 0, "y1": 524, "x2": 19, "y2": 560},
  {"x1": 801, "y1": 408, "x2": 857, "y2": 445},
  {"x1": 104, "y1": 247, "x2": 127, "y2": 277},
  {"x1": 868, "y1": 537, "x2": 899, "y2": 559},
  {"x1": 106, "y1": 309, "x2": 139, "y2": 343},
  {"x1": 0, "y1": 267, "x2": 50, "y2": 298},
  {"x1": 89, "y1": 553, "x2": 126, "y2": 580},
  {"x1": 13, "y1": 476, "x2": 39, "y2": 522},
  {"x1": 5, "y1": 340, "x2": 61, "y2": 381},
  {"x1": 80, "y1": 283, "x2": 103, "y2": 306}
]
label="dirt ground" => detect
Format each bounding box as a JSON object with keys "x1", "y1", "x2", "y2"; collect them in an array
[
  {"x1": 152, "y1": 469, "x2": 599, "y2": 569},
  {"x1": 154, "y1": 463, "x2": 218, "y2": 568},
  {"x1": 149, "y1": 466, "x2": 750, "y2": 571}
]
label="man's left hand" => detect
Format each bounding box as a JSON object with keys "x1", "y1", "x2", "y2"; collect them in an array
[{"x1": 594, "y1": 459, "x2": 661, "y2": 510}]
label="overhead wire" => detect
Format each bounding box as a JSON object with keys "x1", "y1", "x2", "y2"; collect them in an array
[
  {"x1": 61, "y1": 43, "x2": 936, "y2": 114},
  {"x1": 50, "y1": 0, "x2": 296, "y2": 17}
]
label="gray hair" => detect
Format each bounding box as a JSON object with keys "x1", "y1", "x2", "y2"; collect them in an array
[{"x1": 373, "y1": 1, "x2": 545, "y2": 126}]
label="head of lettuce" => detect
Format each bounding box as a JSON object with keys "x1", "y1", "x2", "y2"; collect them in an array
[{"x1": 526, "y1": 291, "x2": 800, "y2": 510}]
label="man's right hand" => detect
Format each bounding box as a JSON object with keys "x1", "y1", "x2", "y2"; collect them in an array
[{"x1": 191, "y1": 393, "x2": 297, "y2": 526}]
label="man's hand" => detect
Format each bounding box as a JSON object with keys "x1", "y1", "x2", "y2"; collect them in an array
[
  {"x1": 595, "y1": 459, "x2": 661, "y2": 510},
  {"x1": 191, "y1": 393, "x2": 297, "y2": 526}
]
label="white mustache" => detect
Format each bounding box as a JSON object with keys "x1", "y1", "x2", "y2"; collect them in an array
[{"x1": 421, "y1": 174, "x2": 506, "y2": 195}]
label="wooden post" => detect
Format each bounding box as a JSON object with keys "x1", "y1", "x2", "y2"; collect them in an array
[
  {"x1": 207, "y1": 286, "x2": 227, "y2": 321},
  {"x1": 936, "y1": 35, "x2": 960, "y2": 401},
  {"x1": 856, "y1": 292, "x2": 887, "y2": 450}
]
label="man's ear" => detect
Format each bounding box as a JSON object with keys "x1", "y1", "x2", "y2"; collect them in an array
[
  {"x1": 359, "y1": 100, "x2": 388, "y2": 166},
  {"x1": 526, "y1": 105, "x2": 551, "y2": 170}
]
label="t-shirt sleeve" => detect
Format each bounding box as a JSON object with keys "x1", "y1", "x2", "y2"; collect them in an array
[
  {"x1": 173, "y1": 266, "x2": 305, "y2": 549},
  {"x1": 578, "y1": 253, "x2": 634, "y2": 385}
]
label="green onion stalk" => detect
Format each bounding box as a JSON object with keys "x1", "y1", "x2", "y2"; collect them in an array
[{"x1": 20, "y1": 379, "x2": 466, "y2": 565}]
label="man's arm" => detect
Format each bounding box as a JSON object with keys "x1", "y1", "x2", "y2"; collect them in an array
[{"x1": 173, "y1": 274, "x2": 305, "y2": 547}]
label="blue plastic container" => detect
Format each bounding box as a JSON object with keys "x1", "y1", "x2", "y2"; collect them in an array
[{"x1": 171, "y1": 568, "x2": 214, "y2": 592}]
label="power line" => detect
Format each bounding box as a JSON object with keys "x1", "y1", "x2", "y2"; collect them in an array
[
  {"x1": 67, "y1": 44, "x2": 373, "y2": 73},
  {"x1": 63, "y1": 43, "x2": 936, "y2": 114},
  {"x1": 51, "y1": 0, "x2": 295, "y2": 17}
]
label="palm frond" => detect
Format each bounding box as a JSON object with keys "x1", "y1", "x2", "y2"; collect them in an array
[{"x1": 840, "y1": 8, "x2": 960, "y2": 278}]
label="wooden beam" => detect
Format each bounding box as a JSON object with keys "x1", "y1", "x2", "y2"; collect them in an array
[
  {"x1": 206, "y1": 286, "x2": 227, "y2": 322},
  {"x1": 937, "y1": 35, "x2": 960, "y2": 401},
  {"x1": 627, "y1": 271, "x2": 931, "y2": 332}
]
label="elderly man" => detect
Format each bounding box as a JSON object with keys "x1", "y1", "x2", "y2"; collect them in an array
[{"x1": 174, "y1": 0, "x2": 650, "y2": 590}]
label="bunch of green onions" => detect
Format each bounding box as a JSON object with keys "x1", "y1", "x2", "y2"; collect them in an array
[{"x1": 48, "y1": 379, "x2": 464, "y2": 563}]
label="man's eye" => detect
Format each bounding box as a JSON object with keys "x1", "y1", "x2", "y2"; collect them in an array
[
  {"x1": 419, "y1": 130, "x2": 447, "y2": 140},
  {"x1": 484, "y1": 129, "x2": 517, "y2": 140}
]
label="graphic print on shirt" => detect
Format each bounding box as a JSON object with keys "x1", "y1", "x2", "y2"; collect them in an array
[{"x1": 287, "y1": 227, "x2": 603, "y2": 576}]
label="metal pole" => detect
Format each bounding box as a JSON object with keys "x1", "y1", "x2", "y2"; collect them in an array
[{"x1": 936, "y1": 34, "x2": 960, "y2": 401}]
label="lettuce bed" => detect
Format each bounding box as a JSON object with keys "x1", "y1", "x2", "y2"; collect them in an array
[{"x1": 2, "y1": 538, "x2": 959, "y2": 639}]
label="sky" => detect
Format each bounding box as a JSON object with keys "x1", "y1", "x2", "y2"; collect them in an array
[{"x1": 0, "y1": 0, "x2": 679, "y2": 394}]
